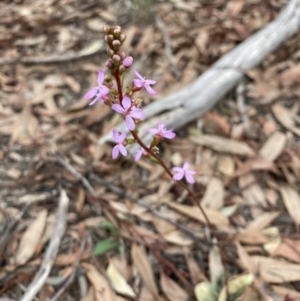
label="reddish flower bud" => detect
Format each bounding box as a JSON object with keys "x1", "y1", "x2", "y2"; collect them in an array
[
  {"x1": 119, "y1": 51, "x2": 126, "y2": 59},
  {"x1": 123, "y1": 56, "x2": 133, "y2": 68},
  {"x1": 106, "y1": 47, "x2": 115, "y2": 57},
  {"x1": 119, "y1": 34, "x2": 126, "y2": 42},
  {"x1": 105, "y1": 59, "x2": 114, "y2": 70},
  {"x1": 107, "y1": 34, "x2": 114, "y2": 42},
  {"x1": 103, "y1": 26, "x2": 111, "y2": 34},
  {"x1": 112, "y1": 40, "x2": 121, "y2": 50},
  {"x1": 113, "y1": 28, "x2": 121, "y2": 38},
  {"x1": 112, "y1": 54, "x2": 121, "y2": 64},
  {"x1": 119, "y1": 65, "x2": 126, "y2": 74}
]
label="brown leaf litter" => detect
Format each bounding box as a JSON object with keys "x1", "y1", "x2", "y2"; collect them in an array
[{"x1": 1, "y1": 0, "x2": 300, "y2": 300}]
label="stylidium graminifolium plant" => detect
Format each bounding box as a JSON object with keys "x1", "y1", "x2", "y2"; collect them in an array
[{"x1": 84, "y1": 25, "x2": 196, "y2": 184}]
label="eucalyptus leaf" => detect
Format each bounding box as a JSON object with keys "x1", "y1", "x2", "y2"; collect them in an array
[{"x1": 93, "y1": 239, "x2": 118, "y2": 255}]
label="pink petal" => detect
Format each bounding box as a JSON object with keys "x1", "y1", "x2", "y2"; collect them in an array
[
  {"x1": 122, "y1": 96, "x2": 132, "y2": 110},
  {"x1": 99, "y1": 86, "x2": 109, "y2": 95},
  {"x1": 118, "y1": 144, "x2": 127, "y2": 157},
  {"x1": 145, "y1": 79, "x2": 156, "y2": 85},
  {"x1": 129, "y1": 108, "x2": 145, "y2": 120},
  {"x1": 188, "y1": 170, "x2": 196, "y2": 175},
  {"x1": 84, "y1": 87, "x2": 98, "y2": 100},
  {"x1": 112, "y1": 146, "x2": 119, "y2": 159},
  {"x1": 112, "y1": 104, "x2": 126, "y2": 114},
  {"x1": 185, "y1": 174, "x2": 195, "y2": 184},
  {"x1": 172, "y1": 167, "x2": 183, "y2": 172},
  {"x1": 163, "y1": 131, "x2": 176, "y2": 139},
  {"x1": 119, "y1": 132, "x2": 127, "y2": 143},
  {"x1": 89, "y1": 95, "x2": 101, "y2": 106},
  {"x1": 173, "y1": 172, "x2": 184, "y2": 181},
  {"x1": 134, "y1": 150, "x2": 143, "y2": 161},
  {"x1": 158, "y1": 122, "x2": 164, "y2": 130},
  {"x1": 183, "y1": 162, "x2": 190, "y2": 170},
  {"x1": 112, "y1": 129, "x2": 119, "y2": 142},
  {"x1": 145, "y1": 85, "x2": 157, "y2": 95},
  {"x1": 125, "y1": 116, "x2": 135, "y2": 131},
  {"x1": 133, "y1": 79, "x2": 143, "y2": 88},
  {"x1": 147, "y1": 128, "x2": 158, "y2": 134},
  {"x1": 134, "y1": 70, "x2": 144, "y2": 80},
  {"x1": 97, "y1": 69, "x2": 105, "y2": 84}
]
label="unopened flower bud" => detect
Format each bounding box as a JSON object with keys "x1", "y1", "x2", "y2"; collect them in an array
[
  {"x1": 113, "y1": 28, "x2": 121, "y2": 38},
  {"x1": 119, "y1": 51, "x2": 126, "y2": 59},
  {"x1": 105, "y1": 59, "x2": 114, "y2": 70},
  {"x1": 119, "y1": 65, "x2": 126, "y2": 74},
  {"x1": 103, "y1": 26, "x2": 111, "y2": 34},
  {"x1": 105, "y1": 75, "x2": 113, "y2": 82},
  {"x1": 112, "y1": 40, "x2": 121, "y2": 50},
  {"x1": 123, "y1": 56, "x2": 133, "y2": 68},
  {"x1": 106, "y1": 47, "x2": 115, "y2": 57},
  {"x1": 112, "y1": 54, "x2": 121, "y2": 64},
  {"x1": 107, "y1": 34, "x2": 114, "y2": 42},
  {"x1": 119, "y1": 34, "x2": 126, "y2": 42}
]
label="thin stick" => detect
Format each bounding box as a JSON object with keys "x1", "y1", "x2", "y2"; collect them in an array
[{"x1": 20, "y1": 190, "x2": 69, "y2": 301}]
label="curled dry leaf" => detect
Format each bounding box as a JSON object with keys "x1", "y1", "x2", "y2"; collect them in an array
[
  {"x1": 201, "y1": 178, "x2": 224, "y2": 210},
  {"x1": 131, "y1": 243, "x2": 159, "y2": 298},
  {"x1": 272, "y1": 103, "x2": 300, "y2": 136},
  {"x1": 16, "y1": 209, "x2": 48, "y2": 265},
  {"x1": 250, "y1": 256, "x2": 300, "y2": 283},
  {"x1": 259, "y1": 131, "x2": 287, "y2": 161},
  {"x1": 244, "y1": 212, "x2": 280, "y2": 233},
  {"x1": 106, "y1": 262, "x2": 136, "y2": 298},
  {"x1": 280, "y1": 185, "x2": 300, "y2": 226},
  {"x1": 190, "y1": 134, "x2": 255, "y2": 157},
  {"x1": 160, "y1": 272, "x2": 188, "y2": 301}
]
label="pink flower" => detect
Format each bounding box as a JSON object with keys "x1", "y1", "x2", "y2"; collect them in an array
[
  {"x1": 112, "y1": 96, "x2": 145, "y2": 131},
  {"x1": 112, "y1": 129, "x2": 127, "y2": 159},
  {"x1": 134, "y1": 146, "x2": 149, "y2": 161},
  {"x1": 172, "y1": 162, "x2": 196, "y2": 184},
  {"x1": 84, "y1": 69, "x2": 110, "y2": 105},
  {"x1": 147, "y1": 122, "x2": 176, "y2": 139},
  {"x1": 123, "y1": 56, "x2": 133, "y2": 68},
  {"x1": 133, "y1": 70, "x2": 157, "y2": 95}
]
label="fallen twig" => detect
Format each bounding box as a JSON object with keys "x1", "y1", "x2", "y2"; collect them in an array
[
  {"x1": 55, "y1": 156, "x2": 97, "y2": 198},
  {"x1": 20, "y1": 190, "x2": 69, "y2": 301}
]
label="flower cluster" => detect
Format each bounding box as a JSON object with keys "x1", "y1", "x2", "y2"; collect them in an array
[{"x1": 83, "y1": 25, "x2": 196, "y2": 184}]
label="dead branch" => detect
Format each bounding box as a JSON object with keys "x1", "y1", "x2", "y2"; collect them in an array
[
  {"x1": 20, "y1": 190, "x2": 69, "y2": 301},
  {"x1": 99, "y1": 0, "x2": 300, "y2": 153}
]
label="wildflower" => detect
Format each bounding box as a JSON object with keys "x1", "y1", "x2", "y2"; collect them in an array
[
  {"x1": 134, "y1": 146, "x2": 149, "y2": 161},
  {"x1": 112, "y1": 129, "x2": 127, "y2": 159},
  {"x1": 84, "y1": 69, "x2": 110, "y2": 105},
  {"x1": 133, "y1": 70, "x2": 157, "y2": 95},
  {"x1": 172, "y1": 162, "x2": 196, "y2": 184},
  {"x1": 147, "y1": 122, "x2": 176, "y2": 139},
  {"x1": 112, "y1": 96, "x2": 145, "y2": 130}
]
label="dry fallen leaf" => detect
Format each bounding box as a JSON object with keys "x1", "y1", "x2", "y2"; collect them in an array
[
  {"x1": 160, "y1": 272, "x2": 188, "y2": 301},
  {"x1": 201, "y1": 178, "x2": 224, "y2": 210},
  {"x1": 272, "y1": 103, "x2": 300, "y2": 136},
  {"x1": 209, "y1": 243, "x2": 224, "y2": 287},
  {"x1": 273, "y1": 238, "x2": 300, "y2": 263},
  {"x1": 190, "y1": 134, "x2": 255, "y2": 157},
  {"x1": 106, "y1": 261, "x2": 136, "y2": 298},
  {"x1": 251, "y1": 256, "x2": 300, "y2": 283},
  {"x1": 259, "y1": 131, "x2": 287, "y2": 161},
  {"x1": 217, "y1": 155, "x2": 235, "y2": 175},
  {"x1": 280, "y1": 185, "x2": 300, "y2": 226},
  {"x1": 83, "y1": 263, "x2": 115, "y2": 301},
  {"x1": 244, "y1": 212, "x2": 280, "y2": 233},
  {"x1": 131, "y1": 243, "x2": 159, "y2": 298},
  {"x1": 163, "y1": 200, "x2": 229, "y2": 227},
  {"x1": 16, "y1": 209, "x2": 48, "y2": 265}
]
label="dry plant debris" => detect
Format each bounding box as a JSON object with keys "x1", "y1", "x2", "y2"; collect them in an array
[{"x1": 1, "y1": 0, "x2": 300, "y2": 300}]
